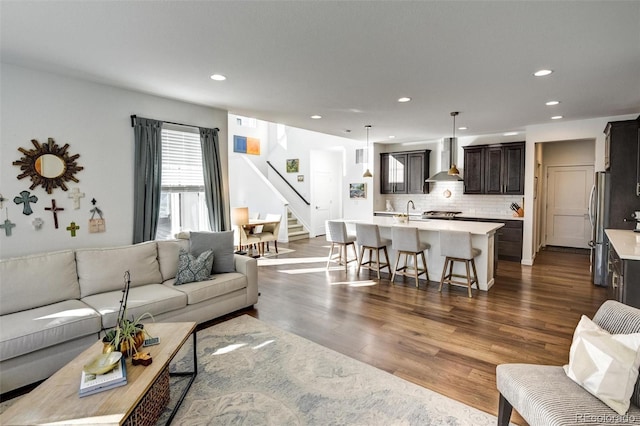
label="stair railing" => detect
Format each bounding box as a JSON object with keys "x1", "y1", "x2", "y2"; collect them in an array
[{"x1": 266, "y1": 161, "x2": 311, "y2": 206}]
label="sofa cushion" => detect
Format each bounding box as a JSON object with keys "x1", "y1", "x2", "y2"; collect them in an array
[
  {"x1": 0, "y1": 250, "x2": 80, "y2": 316},
  {"x1": 81, "y1": 284, "x2": 187, "y2": 329},
  {"x1": 0, "y1": 299, "x2": 101, "y2": 361},
  {"x1": 563, "y1": 315, "x2": 640, "y2": 415},
  {"x1": 175, "y1": 249, "x2": 214, "y2": 285},
  {"x1": 76, "y1": 242, "x2": 162, "y2": 298},
  {"x1": 157, "y1": 239, "x2": 190, "y2": 281},
  {"x1": 165, "y1": 272, "x2": 247, "y2": 305},
  {"x1": 190, "y1": 231, "x2": 235, "y2": 274}
]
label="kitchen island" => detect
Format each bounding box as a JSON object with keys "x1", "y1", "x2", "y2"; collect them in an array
[{"x1": 344, "y1": 217, "x2": 504, "y2": 291}]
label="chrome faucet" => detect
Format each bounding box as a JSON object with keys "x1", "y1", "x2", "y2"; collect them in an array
[{"x1": 406, "y1": 200, "x2": 415, "y2": 221}]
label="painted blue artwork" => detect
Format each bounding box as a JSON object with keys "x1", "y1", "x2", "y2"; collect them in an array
[{"x1": 233, "y1": 135, "x2": 247, "y2": 153}]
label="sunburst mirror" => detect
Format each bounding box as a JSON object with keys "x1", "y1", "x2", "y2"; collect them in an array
[{"x1": 13, "y1": 138, "x2": 83, "y2": 194}]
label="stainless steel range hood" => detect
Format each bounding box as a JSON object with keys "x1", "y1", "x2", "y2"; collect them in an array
[{"x1": 425, "y1": 137, "x2": 463, "y2": 182}]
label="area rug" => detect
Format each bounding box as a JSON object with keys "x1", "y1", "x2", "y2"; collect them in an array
[{"x1": 158, "y1": 315, "x2": 502, "y2": 425}]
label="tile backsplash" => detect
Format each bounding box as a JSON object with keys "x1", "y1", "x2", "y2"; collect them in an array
[{"x1": 378, "y1": 181, "x2": 525, "y2": 216}]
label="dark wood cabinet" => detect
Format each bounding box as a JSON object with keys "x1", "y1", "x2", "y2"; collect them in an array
[
  {"x1": 453, "y1": 217, "x2": 523, "y2": 261},
  {"x1": 604, "y1": 117, "x2": 640, "y2": 229},
  {"x1": 380, "y1": 150, "x2": 430, "y2": 194},
  {"x1": 463, "y1": 142, "x2": 525, "y2": 195},
  {"x1": 607, "y1": 244, "x2": 640, "y2": 309}
]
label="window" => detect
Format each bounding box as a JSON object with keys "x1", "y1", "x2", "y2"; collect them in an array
[{"x1": 155, "y1": 126, "x2": 210, "y2": 240}]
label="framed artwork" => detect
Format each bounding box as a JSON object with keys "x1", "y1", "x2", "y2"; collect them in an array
[
  {"x1": 349, "y1": 183, "x2": 366, "y2": 199},
  {"x1": 297, "y1": 175, "x2": 304, "y2": 182},
  {"x1": 233, "y1": 135, "x2": 261, "y2": 155},
  {"x1": 286, "y1": 159, "x2": 299, "y2": 173}
]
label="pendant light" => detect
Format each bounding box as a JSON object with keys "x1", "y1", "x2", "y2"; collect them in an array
[
  {"x1": 363, "y1": 125, "x2": 373, "y2": 178},
  {"x1": 448, "y1": 112, "x2": 460, "y2": 176}
]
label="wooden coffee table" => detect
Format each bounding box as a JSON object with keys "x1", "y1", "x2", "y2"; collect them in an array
[{"x1": 1, "y1": 322, "x2": 197, "y2": 425}]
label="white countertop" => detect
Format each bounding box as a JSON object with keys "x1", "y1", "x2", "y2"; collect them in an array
[
  {"x1": 606, "y1": 229, "x2": 640, "y2": 261},
  {"x1": 374, "y1": 211, "x2": 524, "y2": 222},
  {"x1": 371, "y1": 216, "x2": 504, "y2": 236}
]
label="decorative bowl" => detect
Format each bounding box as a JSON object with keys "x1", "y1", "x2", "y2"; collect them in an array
[{"x1": 83, "y1": 351, "x2": 122, "y2": 375}]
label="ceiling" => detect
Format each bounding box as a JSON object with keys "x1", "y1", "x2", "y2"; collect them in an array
[{"x1": 2, "y1": 1, "x2": 639, "y2": 144}]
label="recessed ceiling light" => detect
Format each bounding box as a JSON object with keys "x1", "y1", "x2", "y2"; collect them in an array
[
  {"x1": 210, "y1": 74, "x2": 226, "y2": 81},
  {"x1": 458, "y1": 126, "x2": 468, "y2": 130},
  {"x1": 310, "y1": 115, "x2": 322, "y2": 119},
  {"x1": 397, "y1": 97, "x2": 411, "y2": 103},
  {"x1": 545, "y1": 100, "x2": 560, "y2": 106},
  {"x1": 551, "y1": 115, "x2": 563, "y2": 120},
  {"x1": 388, "y1": 135, "x2": 396, "y2": 139},
  {"x1": 503, "y1": 132, "x2": 518, "y2": 136},
  {"x1": 534, "y1": 69, "x2": 553, "y2": 77}
]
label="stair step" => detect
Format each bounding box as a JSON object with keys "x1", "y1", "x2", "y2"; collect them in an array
[
  {"x1": 288, "y1": 224, "x2": 303, "y2": 232},
  {"x1": 288, "y1": 218, "x2": 298, "y2": 225},
  {"x1": 288, "y1": 231, "x2": 309, "y2": 241}
]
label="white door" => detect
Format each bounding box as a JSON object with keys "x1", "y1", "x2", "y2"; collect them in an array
[
  {"x1": 313, "y1": 170, "x2": 333, "y2": 236},
  {"x1": 311, "y1": 150, "x2": 341, "y2": 237},
  {"x1": 545, "y1": 165, "x2": 594, "y2": 248}
]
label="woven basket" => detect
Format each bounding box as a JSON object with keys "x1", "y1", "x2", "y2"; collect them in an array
[{"x1": 123, "y1": 367, "x2": 170, "y2": 426}]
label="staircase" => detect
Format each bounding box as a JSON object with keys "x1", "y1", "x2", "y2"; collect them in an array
[{"x1": 287, "y1": 210, "x2": 309, "y2": 242}]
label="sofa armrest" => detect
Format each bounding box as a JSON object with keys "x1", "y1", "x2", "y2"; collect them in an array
[{"x1": 234, "y1": 254, "x2": 258, "y2": 305}]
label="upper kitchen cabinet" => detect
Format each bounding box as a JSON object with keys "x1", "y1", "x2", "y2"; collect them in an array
[
  {"x1": 604, "y1": 116, "x2": 640, "y2": 229},
  {"x1": 380, "y1": 150, "x2": 431, "y2": 194},
  {"x1": 463, "y1": 142, "x2": 525, "y2": 195}
]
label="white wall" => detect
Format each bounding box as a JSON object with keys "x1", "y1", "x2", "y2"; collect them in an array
[
  {"x1": 0, "y1": 63, "x2": 228, "y2": 258},
  {"x1": 521, "y1": 113, "x2": 639, "y2": 265}
]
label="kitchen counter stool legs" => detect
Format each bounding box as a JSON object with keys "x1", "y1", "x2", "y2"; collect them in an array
[
  {"x1": 390, "y1": 226, "x2": 430, "y2": 288},
  {"x1": 325, "y1": 220, "x2": 358, "y2": 272},
  {"x1": 438, "y1": 230, "x2": 481, "y2": 297},
  {"x1": 355, "y1": 223, "x2": 391, "y2": 279}
]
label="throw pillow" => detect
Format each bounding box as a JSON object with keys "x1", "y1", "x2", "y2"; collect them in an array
[
  {"x1": 174, "y1": 249, "x2": 214, "y2": 285},
  {"x1": 563, "y1": 315, "x2": 640, "y2": 415},
  {"x1": 189, "y1": 230, "x2": 235, "y2": 274}
]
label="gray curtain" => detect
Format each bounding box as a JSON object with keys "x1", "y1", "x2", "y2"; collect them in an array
[
  {"x1": 133, "y1": 117, "x2": 163, "y2": 243},
  {"x1": 200, "y1": 127, "x2": 228, "y2": 231}
]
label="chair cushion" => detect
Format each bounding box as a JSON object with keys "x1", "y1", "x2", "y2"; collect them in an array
[
  {"x1": 563, "y1": 315, "x2": 640, "y2": 415},
  {"x1": 82, "y1": 284, "x2": 187, "y2": 329},
  {"x1": 0, "y1": 250, "x2": 80, "y2": 315},
  {"x1": 497, "y1": 364, "x2": 640, "y2": 426},
  {"x1": 0, "y1": 300, "x2": 101, "y2": 361},
  {"x1": 175, "y1": 249, "x2": 214, "y2": 285},
  {"x1": 190, "y1": 231, "x2": 235, "y2": 274}
]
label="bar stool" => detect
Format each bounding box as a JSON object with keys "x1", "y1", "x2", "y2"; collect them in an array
[
  {"x1": 325, "y1": 220, "x2": 358, "y2": 272},
  {"x1": 355, "y1": 223, "x2": 391, "y2": 279},
  {"x1": 391, "y1": 226, "x2": 430, "y2": 287},
  {"x1": 438, "y1": 230, "x2": 481, "y2": 298}
]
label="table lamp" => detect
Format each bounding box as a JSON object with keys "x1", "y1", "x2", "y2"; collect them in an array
[{"x1": 231, "y1": 207, "x2": 249, "y2": 254}]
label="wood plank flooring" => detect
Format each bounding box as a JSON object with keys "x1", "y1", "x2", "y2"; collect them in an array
[{"x1": 217, "y1": 236, "x2": 608, "y2": 425}]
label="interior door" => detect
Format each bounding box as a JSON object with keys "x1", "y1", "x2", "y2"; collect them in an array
[
  {"x1": 545, "y1": 165, "x2": 594, "y2": 248},
  {"x1": 312, "y1": 170, "x2": 333, "y2": 236}
]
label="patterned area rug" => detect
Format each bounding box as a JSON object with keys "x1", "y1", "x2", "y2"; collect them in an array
[{"x1": 159, "y1": 315, "x2": 502, "y2": 425}]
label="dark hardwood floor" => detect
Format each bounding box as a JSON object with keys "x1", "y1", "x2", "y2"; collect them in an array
[{"x1": 221, "y1": 237, "x2": 608, "y2": 425}]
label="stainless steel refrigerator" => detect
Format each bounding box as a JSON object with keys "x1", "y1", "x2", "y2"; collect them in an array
[{"x1": 589, "y1": 171, "x2": 610, "y2": 286}]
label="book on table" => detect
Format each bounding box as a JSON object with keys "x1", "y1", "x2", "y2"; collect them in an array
[{"x1": 79, "y1": 356, "x2": 127, "y2": 397}]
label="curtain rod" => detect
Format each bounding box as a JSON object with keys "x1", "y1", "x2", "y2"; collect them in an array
[{"x1": 130, "y1": 115, "x2": 219, "y2": 131}]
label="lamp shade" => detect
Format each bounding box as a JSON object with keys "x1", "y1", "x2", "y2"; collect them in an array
[{"x1": 231, "y1": 207, "x2": 249, "y2": 226}]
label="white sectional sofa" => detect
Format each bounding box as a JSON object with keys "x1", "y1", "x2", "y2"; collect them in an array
[{"x1": 0, "y1": 236, "x2": 258, "y2": 394}]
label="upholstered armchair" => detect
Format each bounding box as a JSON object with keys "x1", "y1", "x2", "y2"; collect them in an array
[{"x1": 496, "y1": 300, "x2": 640, "y2": 426}]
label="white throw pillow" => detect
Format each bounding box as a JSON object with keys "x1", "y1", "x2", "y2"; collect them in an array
[{"x1": 563, "y1": 315, "x2": 640, "y2": 415}]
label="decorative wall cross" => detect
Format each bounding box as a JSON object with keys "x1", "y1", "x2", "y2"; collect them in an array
[
  {"x1": 66, "y1": 221, "x2": 80, "y2": 237},
  {"x1": 68, "y1": 187, "x2": 85, "y2": 210},
  {"x1": 13, "y1": 190, "x2": 38, "y2": 215},
  {"x1": 0, "y1": 209, "x2": 16, "y2": 236},
  {"x1": 45, "y1": 199, "x2": 64, "y2": 229}
]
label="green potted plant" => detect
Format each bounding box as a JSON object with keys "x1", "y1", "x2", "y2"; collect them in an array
[{"x1": 102, "y1": 271, "x2": 154, "y2": 357}]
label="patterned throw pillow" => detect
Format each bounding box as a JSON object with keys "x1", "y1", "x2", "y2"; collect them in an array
[{"x1": 174, "y1": 249, "x2": 214, "y2": 285}]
